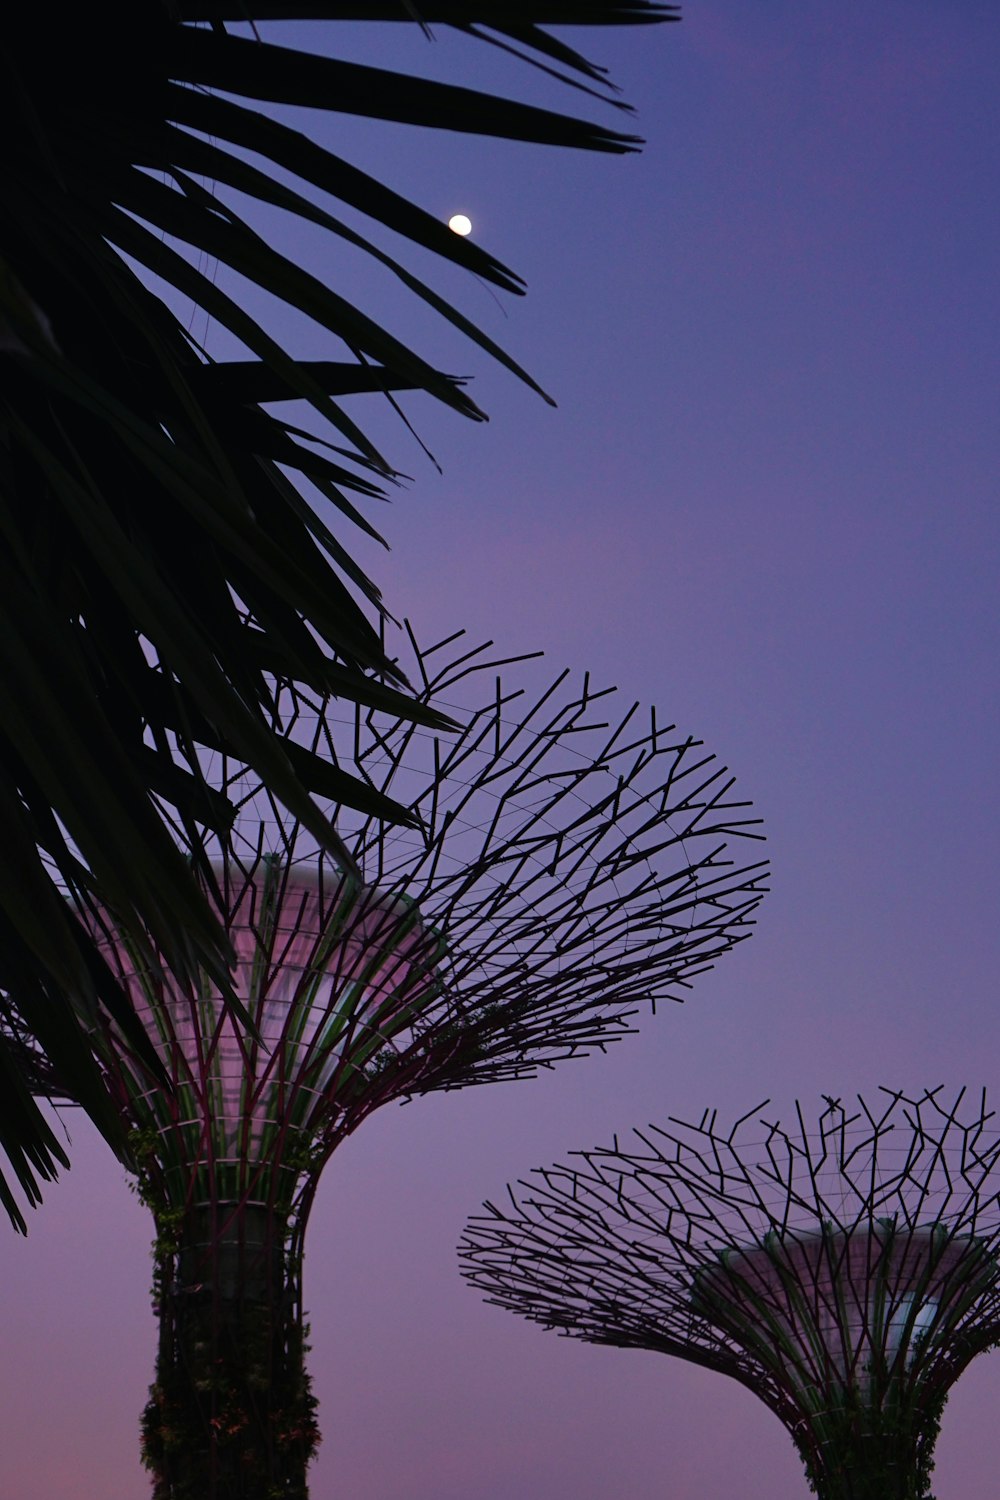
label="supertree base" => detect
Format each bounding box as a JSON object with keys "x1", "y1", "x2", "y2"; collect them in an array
[
  {"x1": 795, "y1": 1422, "x2": 942, "y2": 1500},
  {"x1": 140, "y1": 1207, "x2": 318, "y2": 1500}
]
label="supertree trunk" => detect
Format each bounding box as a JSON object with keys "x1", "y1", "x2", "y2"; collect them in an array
[
  {"x1": 792, "y1": 1408, "x2": 942, "y2": 1500},
  {"x1": 142, "y1": 1204, "x2": 317, "y2": 1500}
]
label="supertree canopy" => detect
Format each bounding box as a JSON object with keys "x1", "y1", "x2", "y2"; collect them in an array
[
  {"x1": 461, "y1": 1088, "x2": 1000, "y2": 1500},
  {"x1": 73, "y1": 628, "x2": 767, "y2": 1499}
]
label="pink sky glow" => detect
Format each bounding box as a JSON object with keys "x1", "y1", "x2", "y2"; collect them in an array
[{"x1": 2, "y1": 4, "x2": 999, "y2": 1497}]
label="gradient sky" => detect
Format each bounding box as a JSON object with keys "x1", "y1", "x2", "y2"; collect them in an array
[{"x1": 3, "y1": 4, "x2": 1000, "y2": 1497}]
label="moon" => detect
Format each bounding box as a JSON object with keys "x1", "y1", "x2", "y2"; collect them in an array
[{"x1": 448, "y1": 213, "x2": 473, "y2": 237}]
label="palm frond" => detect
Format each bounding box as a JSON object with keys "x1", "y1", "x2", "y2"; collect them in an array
[{"x1": 0, "y1": 2, "x2": 676, "y2": 1225}]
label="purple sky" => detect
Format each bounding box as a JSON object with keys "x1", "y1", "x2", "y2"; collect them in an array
[{"x1": 3, "y1": 5, "x2": 1000, "y2": 1497}]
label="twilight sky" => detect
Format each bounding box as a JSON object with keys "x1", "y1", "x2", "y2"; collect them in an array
[{"x1": 3, "y1": 5, "x2": 1000, "y2": 1497}]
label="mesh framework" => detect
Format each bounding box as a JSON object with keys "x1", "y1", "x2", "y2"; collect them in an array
[
  {"x1": 461, "y1": 1088, "x2": 1000, "y2": 1500},
  {"x1": 78, "y1": 628, "x2": 767, "y2": 1499}
]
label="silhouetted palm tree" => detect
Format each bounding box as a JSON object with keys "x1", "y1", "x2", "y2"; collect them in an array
[{"x1": 0, "y1": 2, "x2": 676, "y2": 1226}]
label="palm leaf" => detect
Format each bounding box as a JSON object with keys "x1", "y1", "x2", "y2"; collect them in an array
[{"x1": 0, "y1": 2, "x2": 675, "y2": 1225}]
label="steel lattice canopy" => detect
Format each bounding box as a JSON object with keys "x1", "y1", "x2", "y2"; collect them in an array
[{"x1": 78, "y1": 627, "x2": 768, "y2": 1218}]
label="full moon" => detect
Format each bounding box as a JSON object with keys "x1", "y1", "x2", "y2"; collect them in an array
[{"x1": 448, "y1": 213, "x2": 473, "y2": 236}]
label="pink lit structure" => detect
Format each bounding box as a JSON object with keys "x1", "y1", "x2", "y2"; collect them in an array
[
  {"x1": 462, "y1": 1089, "x2": 1000, "y2": 1500},
  {"x1": 78, "y1": 629, "x2": 767, "y2": 1498}
]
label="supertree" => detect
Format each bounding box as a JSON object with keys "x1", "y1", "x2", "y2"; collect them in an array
[
  {"x1": 461, "y1": 1087, "x2": 1000, "y2": 1500},
  {"x1": 60, "y1": 628, "x2": 767, "y2": 1499}
]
